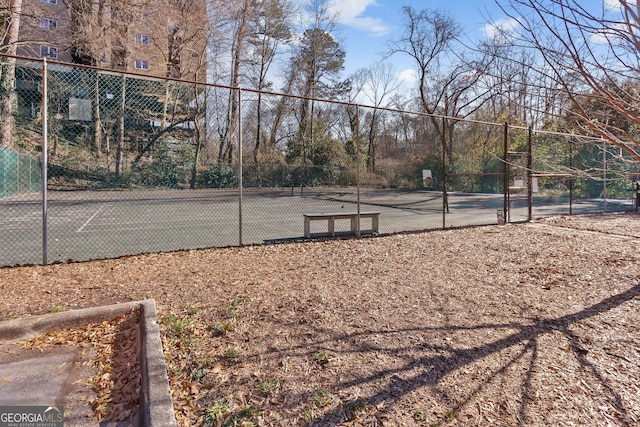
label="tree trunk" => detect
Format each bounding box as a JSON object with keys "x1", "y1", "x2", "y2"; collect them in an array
[
  {"x1": 190, "y1": 132, "x2": 201, "y2": 189},
  {"x1": 190, "y1": 87, "x2": 204, "y2": 189},
  {"x1": 254, "y1": 91, "x2": 262, "y2": 163},
  {"x1": 93, "y1": 73, "x2": 102, "y2": 156},
  {"x1": 366, "y1": 110, "x2": 379, "y2": 173},
  {"x1": 268, "y1": 68, "x2": 295, "y2": 148},
  {"x1": 115, "y1": 76, "x2": 126, "y2": 177},
  {"x1": 0, "y1": 63, "x2": 17, "y2": 148},
  {"x1": 0, "y1": 0, "x2": 22, "y2": 149},
  {"x1": 218, "y1": 1, "x2": 249, "y2": 164}
]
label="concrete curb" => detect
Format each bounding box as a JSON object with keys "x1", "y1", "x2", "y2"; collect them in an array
[
  {"x1": 137, "y1": 300, "x2": 177, "y2": 427},
  {"x1": 0, "y1": 300, "x2": 176, "y2": 427}
]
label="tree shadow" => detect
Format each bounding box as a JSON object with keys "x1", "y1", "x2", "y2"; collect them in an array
[{"x1": 251, "y1": 282, "x2": 640, "y2": 425}]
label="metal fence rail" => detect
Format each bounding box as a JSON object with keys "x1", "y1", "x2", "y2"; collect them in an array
[{"x1": 0, "y1": 54, "x2": 636, "y2": 267}]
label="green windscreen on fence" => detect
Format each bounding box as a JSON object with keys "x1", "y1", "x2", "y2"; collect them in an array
[{"x1": 0, "y1": 147, "x2": 42, "y2": 198}]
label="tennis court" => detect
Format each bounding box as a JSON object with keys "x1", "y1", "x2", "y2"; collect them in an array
[{"x1": 0, "y1": 187, "x2": 631, "y2": 267}]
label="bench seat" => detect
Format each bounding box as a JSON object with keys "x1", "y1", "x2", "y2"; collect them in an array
[{"x1": 303, "y1": 212, "x2": 380, "y2": 238}]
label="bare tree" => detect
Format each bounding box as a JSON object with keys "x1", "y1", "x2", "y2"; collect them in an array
[
  {"x1": 245, "y1": 0, "x2": 294, "y2": 163},
  {"x1": 159, "y1": 0, "x2": 210, "y2": 188},
  {"x1": 499, "y1": 0, "x2": 640, "y2": 161},
  {"x1": 480, "y1": 38, "x2": 562, "y2": 127},
  {"x1": 66, "y1": 0, "x2": 144, "y2": 161},
  {"x1": 0, "y1": 0, "x2": 22, "y2": 148},
  {"x1": 266, "y1": 62, "x2": 296, "y2": 151},
  {"x1": 215, "y1": 0, "x2": 252, "y2": 163},
  {"x1": 388, "y1": 6, "x2": 496, "y2": 160},
  {"x1": 286, "y1": 0, "x2": 345, "y2": 164},
  {"x1": 0, "y1": 1, "x2": 21, "y2": 54},
  {"x1": 348, "y1": 63, "x2": 401, "y2": 172}
]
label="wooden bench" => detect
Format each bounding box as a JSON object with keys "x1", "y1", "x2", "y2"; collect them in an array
[{"x1": 303, "y1": 212, "x2": 380, "y2": 238}]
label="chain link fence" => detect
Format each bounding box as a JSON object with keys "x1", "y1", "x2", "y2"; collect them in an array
[
  {"x1": 0, "y1": 55, "x2": 636, "y2": 267},
  {"x1": 1, "y1": 147, "x2": 42, "y2": 198}
]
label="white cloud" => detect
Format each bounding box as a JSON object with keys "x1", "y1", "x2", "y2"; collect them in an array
[
  {"x1": 397, "y1": 69, "x2": 417, "y2": 83},
  {"x1": 590, "y1": 22, "x2": 628, "y2": 44},
  {"x1": 604, "y1": 0, "x2": 622, "y2": 11},
  {"x1": 328, "y1": 0, "x2": 391, "y2": 36},
  {"x1": 483, "y1": 17, "x2": 519, "y2": 39}
]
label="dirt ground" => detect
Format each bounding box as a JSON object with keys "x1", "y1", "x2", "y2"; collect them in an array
[{"x1": 1, "y1": 213, "x2": 639, "y2": 426}]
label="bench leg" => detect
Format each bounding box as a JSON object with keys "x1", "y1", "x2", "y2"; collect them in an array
[
  {"x1": 304, "y1": 217, "x2": 311, "y2": 238},
  {"x1": 328, "y1": 218, "x2": 335, "y2": 236},
  {"x1": 372, "y1": 215, "x2": 379, "y2": 233},
  {"x1": 351, "y1": 216, "x2": 358, "y2": 235}
]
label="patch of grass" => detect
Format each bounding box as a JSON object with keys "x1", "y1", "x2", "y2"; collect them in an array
[
  {"x1": 312, "y1": 349, "x2": 337, "y2": 366},
  {"x1": 210, "y1": 321, "x2": 234, "y2": 335},
  {"x1": 257, "y1": 379, "x2": 280, "y2": 396},
  {"x1": 224, "y1": 348, "x2": 241, "y2": 361},
  {"x1": 315, "y1": 312, "x2": 328, "y2": 320},
  {"x1": 184, "y1": 356, "x2": 218, "y2": 384},
  {"x1": 48, "y1": 306, "x2": 63, "y2": 313},
  {"x1": 313, "y1": 350, "x2": 327, "y2": 361},
  {"x1": 302, "y1": 409, "x2": 315, "y2": 423},
  {"x1": 311, "y1": 390, "x2": 334, "y2": 408},
  {"x1": 445, "y1": 409, "x2": 457, "y2": 421},
  {"x1": 223, "y1": 306, "x2": 241, "y2": 319},
  {"x1": 427, "y1": 409, "x2": 457, "y2": 427},
  {"x1": 348, "y1": 399, "x2": 367, "y2": 415},
  {"x1": 203, "y1": 400, "x2": 229, "y2": 424},
  {"x1": 179, "y1": 304, "x2": 201, "y2": 316},
  {"x1": 160, "y1": 314, "x2": 193, "y2": 338},
  {"x1": 225, "y1": 405, "x2": 260, "y2": 426},
  {"x1": 413, "y1": 410, "x2": 428, "y2": 422},
  {"x1": 222, "y1": 295, "x2": 250, "y2": 320},
  {"x1": 190, "y1": 366, "x2": 209, "y2": 381},
  {"x1": 270, "y1": 412, "x2": 283, "y2": 422}
]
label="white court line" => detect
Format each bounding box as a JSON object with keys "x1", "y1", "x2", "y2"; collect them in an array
[{"x1": 77, "y1": 204, "x2": 105, "y2": 233}]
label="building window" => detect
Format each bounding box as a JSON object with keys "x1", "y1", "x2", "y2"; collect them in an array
[
  {"x1": 41, "y1": 0, "x2": 57, "y2": 3},
  {"x1": 40, "y1": 18, "x2": 58, "y2": 30},
  {"x1": 135, "y1": 34, "x2": 149, "y2": 45},
  {"x1": 40, "y1": 46, "x2": 58, "y2": 59},
  {"x1": 134, "y1": 59, "x2": 149, "y2": 70}
]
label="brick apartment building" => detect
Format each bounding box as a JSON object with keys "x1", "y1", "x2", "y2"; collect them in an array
[{"x1": 15, "y1": 0, "x2": 208, "y2": 81}]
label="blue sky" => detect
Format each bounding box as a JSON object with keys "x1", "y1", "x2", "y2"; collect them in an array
[
  {"x1": 292, "y1": 0, "x2": 623, "y2": 85},
  {"x1": 316, "y1": 0, "x2": 510, "y2": 82}
]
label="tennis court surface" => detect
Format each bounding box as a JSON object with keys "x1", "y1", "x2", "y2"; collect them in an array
[{"x1": 0, "y1": 187, "x2": 630, "y2": 266}]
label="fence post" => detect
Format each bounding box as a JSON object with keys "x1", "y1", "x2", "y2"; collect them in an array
[
  {"x1": 569, "y1": 139, "x2": 573, "y2": 215},
  {"x1": 527, "y1": 126, "x2": 533, "y2": 221},
  {"x1": 238, "y1": 88, "x2": 243, "y2": 246},
  {"x1": 441, "y1": 116, "x2": 447, "y2": 229},
  {"x1": 1, "y1": 148, "x2": 4, "y2": 198},
  {"x1": 503, "y1": 122, "x2": 509, "y2": 223},
  {"x1": 42, "y1": 58, "x2": 49, "y2": 266},
  {"x1": 355, "y1": 104, "x2": 361, "y2": 238},
  {"x1": 602, "y1": 138, "x2": 607, "y2": 213},
  {"x1": 16, "y1": 150, "x2": 19, "y2": 195}
]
